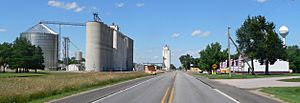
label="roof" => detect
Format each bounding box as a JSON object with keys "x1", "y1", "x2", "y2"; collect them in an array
[{"x1": 24, "y1": 24, "x2": 58, "y2": 35}]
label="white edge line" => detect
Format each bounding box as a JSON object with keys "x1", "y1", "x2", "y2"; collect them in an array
[
  {"x1": 92, "y1": 77, "x2": 156, "y2": 103},
  {"x1": 214, "y1": 89, "x2": 240, "y2": 103},
  {"x1": 50, "y1": 76, "x2": 153, "y2": 102}
]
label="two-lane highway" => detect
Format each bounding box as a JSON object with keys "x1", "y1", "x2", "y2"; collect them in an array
[
  {"x1": 173, "y1": 72, "x2": 237, "y2": 103},
  {"x1": 92, "y1": 71, "x2": 236, "y2": 103},
  {"x1": 93, "y1": 72, "x2": 177, "y2": 103},
  {"x1": 54, "y1": 71, "x2": 279, "y2": 103}
]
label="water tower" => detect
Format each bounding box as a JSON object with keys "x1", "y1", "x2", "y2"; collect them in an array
[{"x1": 279, "y1": 25, "x2": 289, "y2": 46}]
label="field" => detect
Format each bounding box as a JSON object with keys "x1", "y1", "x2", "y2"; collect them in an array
[
  {"x1": 198, "y1": 73, "x2": 300, "y2": 79},
  {"x1": 261, "y1": 87, "x2": 300, "y2": 103},
  {"x1": 0, "y1": 71, "x2": 148, "y2": 103}
]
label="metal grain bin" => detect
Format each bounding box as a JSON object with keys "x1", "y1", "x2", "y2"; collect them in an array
[{"x1": 20, "y1": 24, "x2": 59, "y2": 70}]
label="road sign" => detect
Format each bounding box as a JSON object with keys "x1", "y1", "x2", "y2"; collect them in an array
[{"x1": 212, "y1": 64, "x2": 218, "y2": 69}]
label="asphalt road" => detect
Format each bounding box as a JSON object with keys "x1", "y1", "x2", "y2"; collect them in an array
[
  {"x1": 53, "y1": 71, "x2": 279, "y2": 103},
  {"x1": 93, "y1": 71, "x2": 236, "y2": 103}
]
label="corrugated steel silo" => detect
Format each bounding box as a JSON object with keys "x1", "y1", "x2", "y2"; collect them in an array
[{"x1": 20, "y1": 24, "x2": 59, "y2": 70}]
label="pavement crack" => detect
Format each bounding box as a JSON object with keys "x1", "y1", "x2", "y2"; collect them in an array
[{"x1": 195, "y1": 77, "x2": 215, "y2": 89}]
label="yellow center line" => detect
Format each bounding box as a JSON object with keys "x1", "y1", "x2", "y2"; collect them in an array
[
  {"x1": 168, "y1": 87, "x2": 175, "y2": 103},
  {"x1": 162, "y1": 73, "x2": 177, "y2": 103},
  {"x1": 161, "y1": 87, "x2": 170, "y2": 103}
]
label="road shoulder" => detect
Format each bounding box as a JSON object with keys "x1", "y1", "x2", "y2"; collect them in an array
[
  {"x1": 190, "y1": 74, "x2": 281, "y2": 103},
  {"x1": 49, "y1": 75, "x2": 155, "y2": 103}
]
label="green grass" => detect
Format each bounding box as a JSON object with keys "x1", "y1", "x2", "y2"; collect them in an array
[
  {"x1": 0, "y1": 71, "x2": 149, "y2": 103},
  {"x1": 0, "y1": 72, "x2": 46, "y2": 78},
  {"x1": 261, "y1": 87, "x2": 300, "y2": 103},
  {"x1": 279, "y1": 78, "x2": 300, "y2": 82},
  {"x1": 198, "y1": 73, "x2": 300, "y2": 79}
]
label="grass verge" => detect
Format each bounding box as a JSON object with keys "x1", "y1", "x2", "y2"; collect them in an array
[
  {"x1": 279, "y1": 78, "x2": 300, "y2": 82},
  {"x1": 198, "y1": 73, "x2": 300, "y2": 79},
  {"x1": 260, "y1": 87, "x2": 300, "y2": 103},
  {"x1": 0, "y1": 71, "x2": 149, "y2": 103}
]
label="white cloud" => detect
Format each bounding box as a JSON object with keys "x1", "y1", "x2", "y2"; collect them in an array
[
  {"x1": 0, "y1": 29, "x2": 6, "y2": 32},
  {"x1": 74, "y1": 6, "x2": 85, "y2": 12},
  {"x1": 191, "y1": 29, "x2": 211, "y2": 37},
  {"x1": 48, "y1": 0, "x2": 85, "y2": 12},
  {"x1": 65, "y1": 2, "x2": 77, "y2": 10},
  {"x1": 136, "y1": 3, "x2": 145, "y2": 7},
  {"x1": 115, "y1": 2, "x2": 124, "y2": 8},
  {"x1": 48, "y1": 0, "x2": 64, "y2": 7},
  {"x1": 171, "y1": 33, "x2": 180, "y2": 38},
  {"x1": 256, "y1": 0, "x2": 268, "y2": 3}
]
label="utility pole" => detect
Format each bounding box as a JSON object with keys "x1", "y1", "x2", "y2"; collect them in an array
[{"x1": 228, "y1": 27, "x2": 232, "y2": 77}]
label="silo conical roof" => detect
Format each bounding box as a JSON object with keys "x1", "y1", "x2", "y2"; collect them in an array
[{"x1": 24, "y1": 24, "x2": 58, "y2": 35}]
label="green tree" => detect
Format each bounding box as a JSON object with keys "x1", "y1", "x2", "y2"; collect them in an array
[
  {"x1": 236, "y1": 16, "x2": 267, "y2": 74},
  {"x1": 237, "y1": 15, "x2": 286, "y2": 75},
  {"x1": 179, "y1": 54, "x2": 193, "y2": 70},
  {"x1": 10, "y1": 38, "x2": 31, "y2": 72},
  {"x1": 286, "y1": 45, "x2": 300, "y2": 72},
  {"x1": 10, "y1": 37, "x2": 45, "y2": 73},
  {"x1": 0, "y1": 42, "x2": 12, "y2": 73},
  {"x1": 197, "y1": 42, "x2": 227, "y2": 71},
  {"x1": 178, "y1": 66, "x2": 183, "y2": 70},
  {"x1": 31, "y1": 46, "x2": 44, "y2": 73},
  {"x1": 60, "y1": 57, "x2": 83, "y2": 65},
  {"x1": 258, "y1": 22, "x2": 286, "y2": 75},
  {"x1": 170, "y1": 64, "x2": 176, "y2": 70}
]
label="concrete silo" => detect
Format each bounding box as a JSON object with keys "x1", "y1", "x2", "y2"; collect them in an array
[
  {"x1": 86, "y1": 21, "x2": 113, "y2": 72},
  {"x1": 162, "y1": 45, "x2": 171, "y2": 71},
  {"x1": 126, "y1": 37, "x2": 134, "y2": 71},
  {"x1": 111, "y1": 23, "x2": 134, "y2": 71},
  {"x1": 111, "y1": 24, "x2": 126, "y2": 71},
  {"x1": 20, "y1": 24, "x2": 59, "y2": 70}
]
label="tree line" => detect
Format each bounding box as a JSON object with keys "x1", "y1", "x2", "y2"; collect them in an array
[
  {"x1": 179, "y1": 42, "x2": 227, "y2": 72},
  {"x1": 286, "y1": 45, "x2": 300, "y2": 73},
  {"x1": 0, "y1": 37, "x2": 44, "y2": 73},
  {"x1": 180, "y1": 15, "x2": 300, "y2": 74}
]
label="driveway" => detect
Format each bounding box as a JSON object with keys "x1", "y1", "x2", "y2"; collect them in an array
[{"x1": 214, "y1": 76, "x2": 300, "y2": 89}]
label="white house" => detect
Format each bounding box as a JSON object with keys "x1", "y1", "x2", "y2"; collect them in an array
[{"x1": 220, "y1": 55, "x2": 290, "y2": 74}]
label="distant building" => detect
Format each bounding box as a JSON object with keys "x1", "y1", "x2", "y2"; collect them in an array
[
  {"x1": 144, "y1": 65, "x2": 157, "y2": 74},
  {"x1": 20, "y1": 24, "x2": 59, "y2": 70},
  {"x1": 162, "y1": 45, "x2": 171, "y2": 71},
  {"x1": 219, "y1": 55, "x2": 290, "y2": 74},
  {"x1": 134, "y1": 63, "x2": 145, "y2": 71},
  {"x1": 85, "y1": 21, "x2": 134, "y2": 72}
]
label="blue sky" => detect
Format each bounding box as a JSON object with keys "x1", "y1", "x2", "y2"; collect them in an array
[{"x1": 0, "y1": 0, "x2": 299, "y2": 67}]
